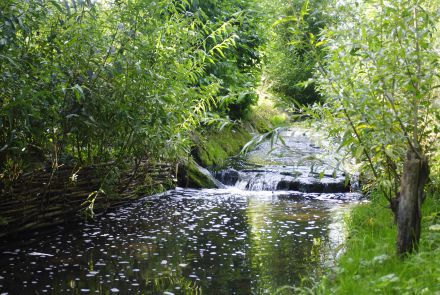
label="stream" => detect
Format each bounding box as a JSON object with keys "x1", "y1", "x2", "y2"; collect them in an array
[{"x1": 0, "y1": 128, "x2": 361, "y2": 294}]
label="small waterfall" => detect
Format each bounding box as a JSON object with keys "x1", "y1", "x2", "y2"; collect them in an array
[
  {"x1": 239, "y1": 173, "x2": 281, "y2": 191},
  {"x1": 214, "y1": 168, "x2": 352, "y2": 193},
  {"x1": 211, "y1": 127, "x2": 361, "y2": 198},
  {"x1": 213, "y1": 168, "x2": 240, "y2": 186}
]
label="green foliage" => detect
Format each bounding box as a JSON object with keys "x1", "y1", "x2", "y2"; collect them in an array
[
  {"x1": 302, "y1": 193, "x2": 440, "y2": 294},
  {"x1": 430, "y1": 129, "x2": 440, "y2": 191},
  {"x1": 314, "y1": 0, "x2": 440, "y2": 199},
  {"x1": 262, "y1": 0, "x2": 329, "y2": 106},
  {"x1": 0, "y1": 0, "x2": 264, "y2": 182},
  {"x1": 188, "y1": 0, "x2": 264, "y2": 120},
  {"x1": 431, "y1": 148, "x2": 440, "y2": 192},
  {"x1": 247, "y1": 97, "x2": 289, "y2": 133}
]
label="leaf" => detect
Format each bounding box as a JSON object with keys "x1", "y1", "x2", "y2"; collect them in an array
[
  {"x1": 72, "y1": 84, "x2": 84, "y2": 100},
  {"x1": 315, "y1": 40, "x2": 328, "y2": 47},
  {"x1": 279, "y1": 136, "x2": 286, "y2": 146},
  {"x1": 0, "y1": 54, "x2": 20, "y2": 68},
  {"x1": 354, "y1": 145, "x2": 364, "y2": 159},
  {"x1": 0, "y1": 144, "x2": 8, "y2": 153},
  {"x1": 350, "y1": 46, "x2": 361, "y2": 56},
  {"x1": 50, "y1": 0, "x2": 65, "y2": 13},
  {"x1": 66, "y1": 114, "x2": 79, "y2": 119},
  {"x1": 428, "y1": 224, "x2": 440, "y2": 231},
  {"x1": 300, "y1": 0, "x2": 310, "y2": 18},
  {"x1": 218, "y1": 120, "x2": 230, "y2": 132},
  {"x1": 273, "y1": 16, "x2": 298, "y2": 27},
  {"x1": 215, "y1": 47, "x2": 226, "y2": 58},
  {"x1": 241, "y1": 139, "x2": 256, "y2": 154}
]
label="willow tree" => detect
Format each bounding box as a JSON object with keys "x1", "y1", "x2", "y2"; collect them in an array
[
  {"x1": 316, "y1": 0, "x2": 439, "y2": 255},
  {"x1": 0, "y1": 0, "x2": 259, "y2": 186}
]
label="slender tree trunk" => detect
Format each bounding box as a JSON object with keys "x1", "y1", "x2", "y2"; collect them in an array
[{"x1": 397, "y1": 149, "x2": 429, "y2": 255}]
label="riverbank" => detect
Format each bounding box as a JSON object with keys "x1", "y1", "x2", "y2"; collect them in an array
[
  {"x1": 0, "y1": 160, "x2": 177, "y2": 238},
  {"x1": 301, "y1": 192, "x2": 440, "y2": 294}
]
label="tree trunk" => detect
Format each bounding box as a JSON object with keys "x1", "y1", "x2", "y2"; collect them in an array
[{"x1": 397, "y1": 149, "x2": 429, "y2": 256}]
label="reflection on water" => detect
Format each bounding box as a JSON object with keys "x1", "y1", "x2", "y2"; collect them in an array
[{"x1": 0, "y1": 188, "x2": 354, "y2": 294}]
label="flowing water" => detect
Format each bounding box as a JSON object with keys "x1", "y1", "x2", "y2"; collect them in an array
[{"x1": 0, "y1": 128, "x2": 361, "y2": 294}]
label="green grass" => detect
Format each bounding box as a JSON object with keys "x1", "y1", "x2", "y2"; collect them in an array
[{"x1": 309, "y1": 194, "x2": 440, "y2": 294}]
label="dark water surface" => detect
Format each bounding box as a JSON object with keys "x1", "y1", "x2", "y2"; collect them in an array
[
  {"x1": 0, "y1": 189, "x2": 356, "y2": 294},
  {"x1": 1, "y1": 128, "x2": 360, "y2": 294}
]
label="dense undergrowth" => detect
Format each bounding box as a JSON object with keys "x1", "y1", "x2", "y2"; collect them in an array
[
  {"x1": 261, "y1": 0, "x2": 328, "y2": 108},
  {"x1": 0, "y1": 0, "x2": 265, "y2": 188},
  {"x1": 0, "y1": 0, "x2": 271, "y2": 233},
  {"x1": 293, "y1": 192, "x2": 440, "y2": 294}
]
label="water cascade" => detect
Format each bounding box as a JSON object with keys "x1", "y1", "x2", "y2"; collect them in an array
[{"x1": 213, "y1": 128, "x2": 360, "y2": 200}]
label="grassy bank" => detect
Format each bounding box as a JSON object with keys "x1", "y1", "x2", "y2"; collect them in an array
[
  {"x1": 193, "y1": 126, "x2": 252, "y2": 168},
  {"x1": 304, "y1": 193, "x2": 440, "y2": 294},
  {"x1": 192, "y1": 97, "x2": 289, "y2": 169}
]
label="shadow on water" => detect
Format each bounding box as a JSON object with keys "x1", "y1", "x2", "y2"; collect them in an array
[{"x1": 0, "y1": 128, "x2": 360, "y2": 294}]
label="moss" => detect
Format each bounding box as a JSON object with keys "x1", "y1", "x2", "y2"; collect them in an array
[
  {"x1": 194, "y1": 126, "x2": 252, "y2": 168},
  {"x1": 176, "y1": 123, "x2": 253, "y2": 188},
  {"x1": 191, "y1": 97, "x2": 289, "y2": 169},
  {"x1": 177, "y1": 160, "x2": 217, "y2": 189}
]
